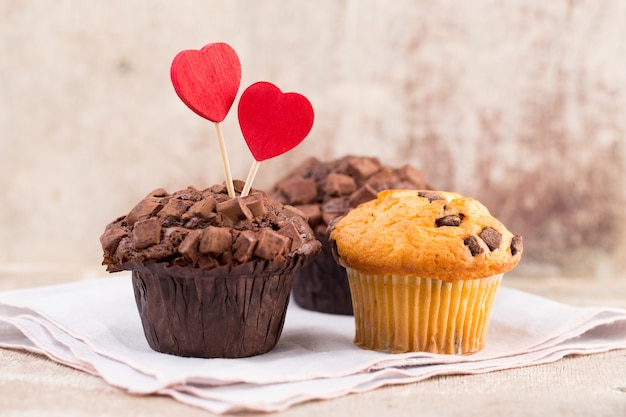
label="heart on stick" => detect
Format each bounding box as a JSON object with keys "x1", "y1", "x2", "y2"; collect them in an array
[
  {"x1": 238, "y1": 81, "x2": 314, "y2": 161},
  {"x1": 170, "y1": 43, "x2": 241, "y2": 122}
]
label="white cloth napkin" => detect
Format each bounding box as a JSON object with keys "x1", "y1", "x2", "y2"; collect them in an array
[{"x1": 1, "y1": 274, "x2": 625, "y2": 414}]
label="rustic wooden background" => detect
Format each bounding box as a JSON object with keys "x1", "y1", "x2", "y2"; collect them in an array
[{"x1": 1, "y1": 1, "x2": 625, "y2": 278}]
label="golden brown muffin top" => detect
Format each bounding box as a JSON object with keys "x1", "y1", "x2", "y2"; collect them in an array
[{"x1": 329, "y1": 190, "x2": 523, "y2": 281}]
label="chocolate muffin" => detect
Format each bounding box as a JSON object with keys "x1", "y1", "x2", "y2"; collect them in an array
[
  {"x1": 271, "y1": 156, "x2": 431, "y2": 315},
  {"x1": 100, "y1": 181, "x2": 321, "y2": 358}
]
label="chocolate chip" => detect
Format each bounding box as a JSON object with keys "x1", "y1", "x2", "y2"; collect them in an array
[
  {"x1": 346, "y1": 157, "x2": 381, "y2": 180},
  {"x1": 241, "y1": 192, "x2": 267, "y2": 217},
  {"x1": 199, "y1": 226, "x2": 232, "y2": 255},
  {"x1": 185, "y1": 197, "x2": 217, "y2": 219},
  {"x1": 172, "y1": 187, "x2": 203, "y2": 201},
  {"x1": 216, "y1": 197, "x2": 253, "y2": 222},
  {"x1": 435, "y1": 215, "x2": 462, "y2": 227},
  {"x1": 348, "y1": 184, "x2": 378, "y2": 207},
  {"x1": 158, "y1": 198, "x2": 193, "y2": 219},
  {"x1": 323, "y1": 173, "x2": 357, "y2": 196},
  {"x1": 178, "y1": 229, "x2": 202, "y2": 262},
  {"x1": 464, "y1": 236, "x2": 484, "y2": 256},
  {"x1": 132, "y1": 218, "x2": 162, "y2": 250},
  {"x1": 232, "y1": 230, "x2": 258, "y2": 263},
  {"x1": 511, "y1": 235, "x2": 523, "y2": 256},
  {"x1": 253, "y1": 229, "x2": 290, "y2": 260},
  {"x1": 418, "y1": 191, "x2": 446, "y2": 203},
  {"x1": 295, "y1": 204, "x2": 323, "y2": 226},
  {"x1": 279, "y1": 176, "x2": 318, "y2": 204},
  {"x1": 145, "y1": 188, "x2": 168, "y2": 198},
  {"x1": 99, "y1": 227, "x2": 127, "y2": 254},
  {"x1": 479, "y1": 227, "x2": 502, "y2": 252},
  {"x1": 277, "y1": 223, "x2": 305, "y2": 252},
  {"x1": 397, "y1": 164, "x2": 426, "y2": 187},
  {"x1": 126, "y1": 198, "x2": 164, "y2": 226}
]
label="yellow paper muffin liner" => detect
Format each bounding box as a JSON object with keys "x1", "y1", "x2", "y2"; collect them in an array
[{"x1": 345, "y1": 269, "x2": 503, "y2": 354}]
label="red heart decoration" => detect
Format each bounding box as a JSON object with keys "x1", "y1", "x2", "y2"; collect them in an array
[
  {"x1": 238, "y1": 82, "x2": 314, "y2": 161},
  {"x1": 170, "y1": 43, "x2": 241, "y2": 123}
]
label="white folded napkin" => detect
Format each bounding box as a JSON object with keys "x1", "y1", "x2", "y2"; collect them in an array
[{"x1": 1, "y1": 274, "x2": 625, "y2": 414}]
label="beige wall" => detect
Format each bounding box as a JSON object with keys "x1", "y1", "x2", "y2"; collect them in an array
[{"x1": 1, "y1": 0, "x2": 625, "y2": 279}]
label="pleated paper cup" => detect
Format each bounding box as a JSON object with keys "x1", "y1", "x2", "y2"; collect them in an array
[{"x1": 345, "y1": 268, "x2": 503, "y2": 354}]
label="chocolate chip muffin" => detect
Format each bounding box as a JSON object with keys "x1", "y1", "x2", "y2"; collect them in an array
[
  {"x1": 271, "y1": 156, "x2": 430, "y2": 315},
  {"x1": 100, "y1": 181, "x2": 321, "y2": 358},
  {"x1": 330, "y1": 190, "x2": 523, "y2": 354}
]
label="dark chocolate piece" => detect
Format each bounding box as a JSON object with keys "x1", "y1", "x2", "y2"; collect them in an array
[
  {"x1": 178, "y1": 229, "x2": 202, "y2": 262},
  {"x1": 254, "y1": 228, "x2": 290, "y2": 260},
  {"x1": 100, "y1": 226, "x2": 127, "y2": 254},
  {"x1": 158, "y1": 198, "x2": 192, "y2": 219},
  {"x1": 295, "y1": 204, "x2": 323, "y2": 226},
  {"x1": 323, "y1": 173, "x2": 357, "y2": 196},
  {"x1": 241, "y1": 193, "x2": 267, "y2": 217},
  {"x1": 418, "y1": 191, "x2": 446, "y2": 203},
  {"x1": 126, "y1": 198, "x2": 164, "y2": 226},
  {"x1": 199, "y1": 226, "x2": 232, "y2": 255},
  {"x1": 132, "y1": 218, "x2": 161, "y2": 250},
  {"x1": 279, "y1": 176, "x2": 317, "y2": 204},
  {"x1": 347, "y1": 157, "x2": 381, "y2": 180},
  {"x1": 216, "y1": 197, "x2": 253, "y2": 222},
  {"x1": 479, "y1": 227, "x2": 502, "y2": 252},
  {"x1": 348, "y1": 184, "x2": 378, "y2": 207},
  {"x1": 464, "y1": 235, "x2": 484, "y2": 256},
  {"x1": 511, "y1": 235, "x2": 523, "y2": 256},
  {"x1": 232, "y1": 230, "x2": 258, "y2": 263},
  {"x1": 435, "y1": 215, "x2": 462, "y2": 227},
  {"x1": 278, "y1": 222, "x2": 305, "y2": 252},
  {"x1": 185, "y1": 197, "x2": 217, "y2": 219}
]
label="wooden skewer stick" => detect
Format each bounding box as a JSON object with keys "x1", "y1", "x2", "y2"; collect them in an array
[
  {"x1": 214, "y1": 122, "x2": 236, "y2": 198},
  {"x1": 240, "y1": 160, "x2": 261, "y2": 198}
]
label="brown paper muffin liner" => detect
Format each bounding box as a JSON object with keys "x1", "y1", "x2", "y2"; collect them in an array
[
  {"x1": 345, "y1": 269, "x2": 503, "y2": 354},
  {"x1": 129, "y1": 253, "x2": 314, "y2": 358},
  {"x1": 291, "y1": 232, "x2": 353, "y2": 315}
]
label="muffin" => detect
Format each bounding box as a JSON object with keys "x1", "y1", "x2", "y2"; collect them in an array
[
  {"x1": 329, "y1": 190, "x2": 523, "y2": 354},
  {"x1": 100, "y1": 181, "x2": 321, "y2": 358},
  {"x1": 271, "y1": 156, "x2": 431, "y2": 315}
]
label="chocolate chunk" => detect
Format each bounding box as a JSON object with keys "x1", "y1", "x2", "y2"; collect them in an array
[
  {"x1": 418, "y1": 191, "x2": 446, "y2": 203},
  {"x1": 366, "y1": 169, "x2": 398, "y2": 191},
  {"x1": 172, "y1": 187, "x2": 203, "y2": 201},
  {"x1": 295, "y1": 204, "x2": 322, "y2": 226},
  {"x1": 464, "y1": 236, "x2": 484, "y2": 256},
  {"x1": 132, "y1": 218, "x2": 162, "y2": 250},
  {"x1": 185, "y1": 197, "x2": 217, "y2": 219},
  {"x1": 126, "y1": 198, "x2": 164, "y2": 226},
  {"x1": 279, "y1": 176, "x2": 318, "y2": 204},
  {"x1": 348, "y1": 184, "x2": 378, "y2": 207},
  {"x1": 254, "y1": 229, "x2": 290, "y2": 260},
  {"x1": 145, "y1": 188, "x2": 168, "y2": 198},
  {"x1": 436, "y1": 215, "x2": 462, "y2": 227},
  {"x1": 511, "y1": 235, "x2": 523, "y2": 256},
  {"x1": 241, "y1": 192, "x2": 267, "y2": 217},
  {"x1": 158, "y1": 198, "x2": 192, "y2": 219},
  {"x1": 323, "y1": 173, "x2": 357, "y2": 196},
  {"x1": 99, "y1": 226, "x2": 127, "y2": 254},
  {"x1": 199, "y1": 226, "x2": 232, "y2": 255},
  {"x1": 347, "y1": 157, "x2": 381, "y2": 180},
  {"x1": 216, "y1": 197, "x2": 253, "y2": 222},
  {"x1": 322, "y1": 198, "x2": 350, "y2": 224},
  {"x1": 232, "y1": 230, "x2": 258, "y2": 263},
  {"x1": 479, "y1": 227, "x2": 502, "y2": 252},
  {"x1": 178, "y1": 229, "x2": 202, "y2": 262},
  {"x1": 398, "y1": 164, "x2": 426, "y2": 187},
  {"x1": 282, "y1": 205, "x2": 309, "y2": 222},
  {"x1": 278, "y1": 223, "x2": 305, "y2": 252}
]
